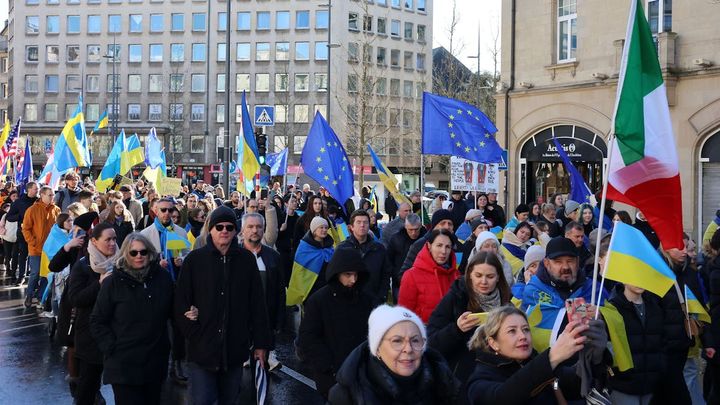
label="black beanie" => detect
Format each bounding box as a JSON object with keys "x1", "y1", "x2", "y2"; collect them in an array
[
  {"x1": 208, "y1": 206, "x2": 237, "y2": 229},
  {"x1": 326, "y1": 247, "x2": 367, "y2": 281},
  {"x1": 431, "y1": 209, "x2": 453, "y2": 229}
]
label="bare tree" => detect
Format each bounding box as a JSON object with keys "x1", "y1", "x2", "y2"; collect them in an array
[
  {"x1": 164, "y1": 63, "x2": 189, "y2": 176},
  {"x1": 271, "y1": 63, "x2": 296, "y2": 154}
]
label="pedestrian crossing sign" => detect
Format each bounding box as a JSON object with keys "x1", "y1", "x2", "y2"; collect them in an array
[{"x1": 254, "y1": 105, "x2": 275, "y2": 127}]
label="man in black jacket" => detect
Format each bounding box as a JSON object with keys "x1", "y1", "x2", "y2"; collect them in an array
[
  {"x1": 174, "y1": 206, "x2": 271, "y2": 404},
  {"x1": 240, "y1": 212, "x2": 285, "y2": 371},
  {"x1": 6, "y1": 181, "x2": 38, "y2": 286},
  {"x1": 387, "y1": 213, "x2": 426, "y2": 302},
  {"x1": 337, "y1": 210, "x2": 392, "y2": 305},
  {"x1": 297, "y1": 247, "x2": 375, "y2": 399}
]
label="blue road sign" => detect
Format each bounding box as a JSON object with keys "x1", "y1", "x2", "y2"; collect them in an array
[
  {"x1": 254, "y1": 105, "x2": 275, "y2": 127},
  {"x1": 499, "y1": 149, "x2": 508, "y2": 170}
]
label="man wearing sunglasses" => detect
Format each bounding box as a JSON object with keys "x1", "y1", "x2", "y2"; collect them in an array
[{"x1": 175, "y1": 205, "x2": 272, "y2": 404}]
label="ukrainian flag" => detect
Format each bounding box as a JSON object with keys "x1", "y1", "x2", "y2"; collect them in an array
[
  {"x1": 686, "y1": 285, "x2": 711, "y2": 324},
  {"x1": 527, "y1": 304, "x2": 557, "y2": 353},
  {"x1": 604, "y1": 222, "x2": 677, "y2": 297},
  {"x1": 120, "y1": 132, "x2": 145, "y2": 175},
  {"x1": 491, "y1": 226, "x2": 504, "y2": 241},
  {"x1": 598, "y1": 302, "x2": 634, "y2": 371},
  {"x1": 286, "y1": 239, "x2": 334, "y2": 305},
  {"x1": 54, "y1": 95, "x2": 91, "y2": 171},
  {"x1": 500, "y1": 244, "x2": 525, "y2": 277},
  {"x1": 367, "y1": 145, "x2": 411, "y2": 206},
  {"x1": 166, "y1": 231, "x2": 191, "y2": 251},
  {"x1": 329, "y1": 222, "x2": 349, "y2": 248},
  {"x1": 40, "y1": 225, "x2": 72, "y2": 278},
  {"x1": 92, "y1": 109, "x2": 109, "y2": 133},
  {"x1": 143, "y1": 151, "x2": 167, "y2": 188},
  {"x1": 239, "y1": 91, "x2": 260, "y2": 183},
  {"x1": 235, "y1": 131, "x2": 256, "y2": 195},
  {"x1": 96, "y1": 134, "x2": 123, "y2": 192}
]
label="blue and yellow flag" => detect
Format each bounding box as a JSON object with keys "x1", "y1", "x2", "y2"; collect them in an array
[
  {"x1": 92, "y1": 109, "x2": 109, "y2": 133},
  {"x1": 120, "y1": 132, "x2": 145, "y2": 175},
  {"x1": 329, "y1": 222, "x2": 349, "y2": 248},
  {"x1": 598, "y1": 302, "x2": 634, "y2": 371},
  {"x1": 166, "y1": 231, "x2": 191, "y2": 251},
  {"x1": 604, "y1": 222, "x2": 677, "y2": 297},
  {"x1": 54, "y1": 95, "x2": 91, "y2": 171},
  {"x1": 286, "y1": 239, "x2": 334, "y2": 305},
  {"x1": 96, "y1": 132, "x2": 123, "y2": 192},
  {"x1": 0, "y1": 119, "x2": 9, "y2": 147},
  {"x1": 239, "y1": 91, "x2": 260, "y2": 181},
  {"x1": 40, "y1": 225, "x2": 72, "y2": 278},
  {"x1": 527, "y1": 304, "x2": 557, "y2": 353},
  {"x1": 455, "y1": 222, "x2": 472, "y2": 244},
  {"x1": 367, "y1": 145, "x2": 411, "y2": 206},
  {"x1": 142, "y1": 150, "x2": 167, "y2": 188},
  {"x1": 686, "y1": 285, "x2": 711, "y2": 324}
]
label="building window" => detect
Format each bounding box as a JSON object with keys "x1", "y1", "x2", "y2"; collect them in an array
[
  {"x1": 276, "y1": 11, "x2": 290, "y2": 29},
  {"x1": 403, "y1": 80, "x2": 413, "y2": 97},
  {"x1": 417, "y1": 53, "x2": 426, "y2": 70},
  {"x1": 191, "y1": 74, "x2": 206, "y2": 92},
  {"x1": 216, "y1": 104, "x2": 225, "y2": 123},
  {"x1": 107, "y1": 44, "x2": 121, "y2": 60},
  {"x1": 217, "y1": 12, "x2": 227, "y2": 31},
  {"x1": 256, "y1": 43, "x2": 270, "y2": 61},
  {"x1": 347, "y1": 105, "x2": 358, "y2": 124},
  {"x1": 191, "y1": 136, "x2": 205, "y2": 153},
  {"x1": 150, "y1": 14, "x2": 164, "y2": 32},
  {"x1": 128, "y1": 44, "x2": 142, "y2": 62},
  {"x1": 293, "y1": 136, "x2": 306, "y2": 154},
  {"x1": 216, "y1": 73, "x2": 226, "y2": 92},
  {"x1": 45, "y1": 104, "x2": 59, "y2": 121},
  {"x1": 363, "y1": 15, "x2": 373, "y2": 32},
  {"x1": 149, "y1": 75, "x2": 163, "y2": 92},
  {"x1": 67, "y1": 45, "x2": 80, "y2": 63},
  {"x1": 26, "y1": 46, "x2": 39, "y2": 62},
  {"x1": 25, "y1": 75, "x2": 39, "y2": 92},
  {"x1": 417, "y1": 24, "x2": 426, "y2": 42},
  {"x1": 24, "y1": 105, "x2": 38, "y2": 122},
  {"x1": 86, "y1": 104, "x2": 100, "y2": 122},
  {"x1": 170, "y1": 74, "x2": 184, "y2": 92},
  {"x1": 192, "y1": 43, "x2": 207, "y2": 62},
  {"x1": 557, "y1": 0, "x2": 577, "y2": 62},
  {"x1": 296, "y1": 11, "x2": 310, "y2": 29},
  {"x1": 237, "y1": 43, "x2": 251, "y2": 60},
  {"x1": 348, "y1": 42, "x2": 359, "y2": 62},
  {"x1": 404, "y1": 51, "x2": 413, "y2": 69},
  {"x1": 234, "y1": 105, "x2": 243, "y2": 123},
  {"x1": 390, "y1": 79, "x2": 400, "y2": 96},
  {"x1": 87, "y1": 45, "x2": 101, "y2": 63},
  {"x1": 275, "y1": 73, "x2": 288, "y2": 92},
  {"x1": 647, "y1": 0, "x2": 672, "y2": 35},
  {"x1": 276, "y1": 42, "x2": 290, "y2": 61},
  {"x1": 315, "y1": 42, "x2": 328, "y2": 60},
  {"x1": 376, "y1": 107, "x2": 387, "y2": 126},
  {"x1": 348, "y1": 74, "x2": 358, "y2": 93},
  {"x1": 315, "y1": 104, "x2": 327, "y2": 119},
  {"x1": 376, "y1": 77, "x2": 387, "y2": 95},
  {"x1": 257, "y1": 11, "x2": 270, "y2": 29},
  {"x1": 45, "y1": 74, "x2": 59, "y2": 92},
  {"x1": 172, "y1": 136, "x2": 183, "y2": 153},
  {"x1": 390, "y1": 49, "x2": 400, "y2": 67},
  {"x1": 256, "y1": 73, "x2": 270, "y2": 92},
  {"x1": 295, "y1": 74, "x2": 309, "y2": 92},
  {"x1": 405, "y1": 0, "x2": 413, "y2": 9},
  {"x1": 192, "y1": 13, "x2": 206, "y2": 31},
  {"x1": 129, "y1": 14, "x2": 142, "y2": 33},
  {"x1": 170, "y1": 104, "x2": 184, "y2": 121},
  {"x1": 377, "y1": 18, "x2": 387, "y2": 34},
  {"x1": 128, "y1": 104, "x2": 141, "y2": 121},
  {"x1": 390, "y1": 109, "x2": 400, "y2": 127},
  {"x1": 295, "y1": 42, "x2": 310, "y2": 60},
  {"x1": 294, "y1": 105, "x2": 309, "y2": 123},
  {"x1": 391, "y1": 20, "x2": 400, "y2": 37},
  {"x1": 417, "y1": 0, "x2": 426, "y2": 12},
  {"x1": 315, "y1": 73, "x2": 327, "y2": 91},
  {"x1": 404, "y1": 22, "x2": 414, "y2": 40},
  {"x1": 171, "y1": 14, "x2": 184, "y2": 31},
  {"x1": 66, "y1": 75, "x2": 81, "y2": 92},
  {"x1": 377, "y1": 47, "x2": 387, "y2": 65},
  {"x1": 236, "y1": 73, "x2": 250, "y2": 92},
  {"x1": 150, "y1": 44, "x2": 163, "y2": 62},
  {"x1": 87, "y1": 15, "x2": 101, "y2": 33},
  {"x1": 191, "y1": 104, "x2": 205, "y2": 121},
  {"x1": 275, "y1": 105, "x2": 287, "y2": 123},
  {"x1": 237, "y1": 12, "x2": 251, "y2": 30},
  {"x1": 128, "y1": 74, "x2": 142, "y2": 92},
  {"x1": 86, "y1": 75, "x2": 100, "y2": 92},
  {"x1": 67, "y1": 15, "x2": 81, "y2": 33},
  {"x1": 108, "y1": 14, "x2": 122, "y2": 33},
  {"x1": 348, "y1": 13, "x2": 359, "y2": 30},
  {"x1": 217, "y1": 43, "x2": 227, "y2": 62},
  {"x1": 171, "y1": 43, "x2": 184, "y2": 62},
  {"x1": 107, "y1": 74, "x2": 120, "y2": 93},
  {"x1": 316, "y1": 10, "x2": 329, "y2": 29},
  {"x1": 149, "y1": 104, "x2": 162, "y2": 121},
  {"x1": 391, "y1": 0, "x2": 401, "y2": 8},
  {"x1": 364, "y1": 45, "x2": 373, "y2": 64},
  {"x1": 46, "y1": 15, "x2": 60, "y2": 34},
  {"x1": 403, "y1": 109, "x2": 414, "y2": 128},
  {"x1": 46, "y1": 45, "x2": 60, "y2": 63}
]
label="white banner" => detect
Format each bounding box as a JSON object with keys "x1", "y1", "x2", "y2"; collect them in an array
[{"x1": 450, "y1": 156, "x2": 500, "y2": 193}]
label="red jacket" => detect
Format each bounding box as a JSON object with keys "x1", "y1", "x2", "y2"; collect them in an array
[{"x1": 399, "y1": 244, "x2": 459, "y2": 323}]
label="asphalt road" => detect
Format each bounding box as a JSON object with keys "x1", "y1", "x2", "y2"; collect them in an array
[{"x1": 0, "y1": 272, "x2": 325, "y2": 404}]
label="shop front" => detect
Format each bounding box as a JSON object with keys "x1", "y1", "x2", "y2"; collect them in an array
[{"x1": 700, "y1": 130, "x2": 720, "y2": 237}]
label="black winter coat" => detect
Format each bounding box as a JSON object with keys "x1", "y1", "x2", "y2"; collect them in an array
[
  {"x1": 458, "y1": 237, "x2": 476, "y2": 274},
  {"x1": 450, "y1": 197, "x2": 469, "y2": 231},
  {"x1": 328, "y1": 344, "x2": 460, "y2": 405},
  {"x1": 337, "y1": 235, "x2": 391, "y2": 304},
  {"x1": 111, "y1": 219, "x2": 134, "y2": 248},
  {"x1": 90, "y1": 263, "x2": 173, "y2": 385},
  {"x1": 661, "y1": 260, "x2": 697, "y2": 355},
  {"x1": 174, "y1": 237, "x2": 272, "y2": 371},
  {"x1": 67, "y1": 256, "x2": 103, "y2": 364},
  {"x1": 256, "y1": 245, "x2": 286, "y2": 333},
  {"x1": 298, "y1": 259, "x2": 375, "y2": 396},
  {"x1": 607, "y1": 284, "x2": 665, "y2": 395},
  {"x1": 387, "y1": 228, "x2": 426, "y2": 288},
  {"x1": 6, "y1": 193, "x2": 37, "y2": 234},
  {"x1": 708, "y1": 255, "x2": 720, "y2": 349}
]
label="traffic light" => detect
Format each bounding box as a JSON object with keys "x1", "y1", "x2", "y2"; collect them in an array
[{"x1": 255, "y1": 128, "x2": 267, "y2": 165}]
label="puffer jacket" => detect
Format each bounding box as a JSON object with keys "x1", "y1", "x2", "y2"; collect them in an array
[
  {"x1": 337, "y1": 235, "x2": 392, "y2": 305},
  {"x1": 398, "y1": 244, "x2": 459, "y2": 323},
  {"x1": 328, "y1": 343, "x2": 460, "y2": 405},
  {"x1": 21, "y1": 200, "x2": 61, "y2": 255},
  {"x1": 67, "y1": 256, "x2": 103, "y2": 364}
]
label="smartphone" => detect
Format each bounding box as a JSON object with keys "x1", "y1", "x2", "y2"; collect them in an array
[
  {"x1": 565, "y1": 298, "x2": 590, "y2": 325},
  {"x1": 75, "y1": 229, "x2": 86, "y2": 238}
]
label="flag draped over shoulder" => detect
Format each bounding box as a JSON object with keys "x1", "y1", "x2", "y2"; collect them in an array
[
  {"x1": 551, "y1": 137, "x2": 593, "y2": 204},
  {"x1": 608, "y1": 0, "x2": 683, "y2": 250},
  {"x1": 121, "y1": 132, "x2": 145, "y2": 174},
  {"x1": 54, "y1": 95, "x2": 91, "y2": 171},
  {"x1": 422, "y1": 92, "x2": 503, "y2": 163},
  {"x1": 367, "y1": 145, "x2": 411, "y2": 206},
  {"x1": 604, "y1": 222, "x2": 676, "y2": 297},
  {"x1": 40, "y1": 225, "x2": 72, "y2": 278},
  {"x1": 300, "y1": 112, "x2": 354, "y2": 209},
  {"x1": 286, "y1": 239, "x2": 334, "y2": 305}
]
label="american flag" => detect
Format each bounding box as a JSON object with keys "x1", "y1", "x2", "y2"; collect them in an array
[{"x1": 0, "y1": 118, "x2": 21, "y2": 167}]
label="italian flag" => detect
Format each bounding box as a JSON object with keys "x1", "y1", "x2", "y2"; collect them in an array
[{"x1": 608, "y1": 0, "x2": 684, "y2": 250}]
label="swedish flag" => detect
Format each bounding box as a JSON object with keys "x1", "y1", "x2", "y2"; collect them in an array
[
  {"x1": 120, "y1": 132, "x2": 145, "y2": 174},
  {"x1": 54, "y1": 95, "x2": 91, "y2": 171}
]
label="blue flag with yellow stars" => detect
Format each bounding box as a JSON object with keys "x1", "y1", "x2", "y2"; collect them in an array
[
  {"x1": 422, "y1": 92, "x2": 503, "y2": 163},
  {"x1": 301, "y1": 112, "x2": 354, "y2": 210},
  {"x1": 551, "y1": 137, "x2": 593, "y2": 204}
]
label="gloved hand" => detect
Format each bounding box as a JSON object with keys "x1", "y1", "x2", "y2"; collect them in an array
[{"x1": 584, "y1": 319, "x2": 608, "y2": 364}]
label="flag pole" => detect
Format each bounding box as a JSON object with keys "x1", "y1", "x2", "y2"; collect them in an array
[
  {"x1": 420, "y1": 154, "x2": 425, "y2": 225},
  {"x1": 593, "y1": 228, "x2": 617, "y2": 319},
  {"x1": 590, "y1": 132, "x2": 616, "y2": 306}
]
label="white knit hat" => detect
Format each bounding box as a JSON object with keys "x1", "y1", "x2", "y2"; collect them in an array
[
  {"x1": 475, "y1": 231, "x2": 499, "y2": 250},
  {"x1": 309, "y1": 216, "x2": 328, "y2": 234},
  {"x1": 524, "y1": 245, "x2": 546, "y2": 269},
  {"x1": 367, "y1": 305, "x2": 426, "y2": 356}
]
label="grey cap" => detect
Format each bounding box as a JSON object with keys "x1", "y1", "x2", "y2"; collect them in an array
[{"x1": 564, "y1": 200, "x2": 581, "y2": 216}]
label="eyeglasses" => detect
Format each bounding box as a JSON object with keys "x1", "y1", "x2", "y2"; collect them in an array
[
  {"x1": 129, "y1": 249, "x2": 148, "y2": 257},
  {"x1": 158, "y1": 208, "x2": 172, "y2": 213},
  {"x1": 214, "y1": 224, "x2": 236, "y2": 232},
  {"x1": 385, "y1": 336, "x2": 425, "y2": 352}
]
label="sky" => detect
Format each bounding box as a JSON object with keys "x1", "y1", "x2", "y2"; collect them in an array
[{"x1": 432, "y1": 0, "x2": 502, "y2": 74}]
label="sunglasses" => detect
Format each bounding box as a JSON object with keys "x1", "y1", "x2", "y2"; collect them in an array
[
  {"x1": 214, "y1": 224, "x2": 236, "y2": 232},
  {"x1": 129, "y1": 249, "x2": 148, "y2": 257},
  {"x1": 158, "y1": 207, "x2": 173, "y2": 213}
]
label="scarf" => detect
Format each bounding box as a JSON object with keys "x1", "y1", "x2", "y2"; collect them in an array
[
  {"x1": 87, "y1": 242, "x2": 120, "y2": 274},
  {"x1": 124, "y1": 264, "x2": 151, "y2": 283},
  {"x1": 154, "y1": 217, "x2": 177, "y2": 281},
  {"x1": 476, "y1": 288, "x2": 501, "y2": 312}
]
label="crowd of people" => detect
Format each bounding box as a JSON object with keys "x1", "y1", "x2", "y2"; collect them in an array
[{"x1": 1, "y1": 174, "x2": 719, "y2": 405}]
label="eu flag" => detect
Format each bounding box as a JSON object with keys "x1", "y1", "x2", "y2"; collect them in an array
[
  {"x1": 266, "y1": 148, "x2": 288, "y2": 176},
  {"x1": 422, "y1": 92, "x2": 503, "y2": 163},
  {"x1": 300, "y1": 112, "x2": 354, "y2": 209},
  {"x1": 551, "y1": 137, "x2": 593, "y2": 204}
]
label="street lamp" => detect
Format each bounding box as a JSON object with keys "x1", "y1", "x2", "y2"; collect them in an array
[
  {"x1": 318, "y1": 1, "x2": 339, "y2": 125},
  {"x1": 102, "y1": 34, "x2": 120, "y2": 140},
  {"x1": 223, "y1": 0, "x2": 232, "y2": 191}
]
